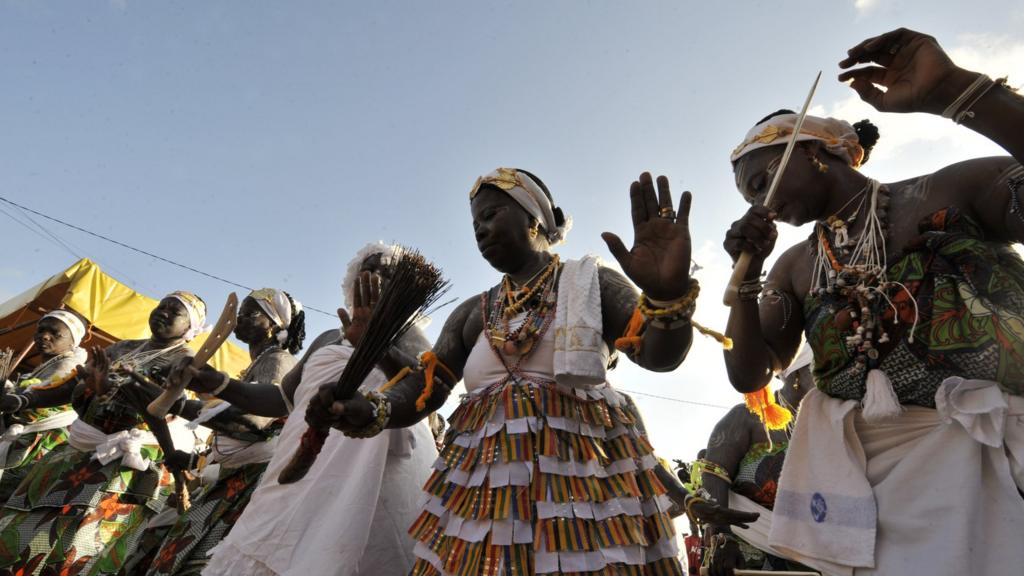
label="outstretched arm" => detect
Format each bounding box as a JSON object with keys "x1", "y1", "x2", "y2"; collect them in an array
[
  {"x1": 600, "y1": 173, "x2": 695, "y2": 372},
  {"x1": 839, "y1": 28, "x2": 1024, "y2": 243}
]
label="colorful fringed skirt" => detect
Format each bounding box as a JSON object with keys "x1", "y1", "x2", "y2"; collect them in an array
[{"x1": 410, "y1": 375, "x2": 683, "y2": 576}]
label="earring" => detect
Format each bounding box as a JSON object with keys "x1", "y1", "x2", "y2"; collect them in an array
[
  {"x1": 793, "y1": 372, "x2": 801, "y2": 391},
  {"x1": 529, "y1": 226, "x2": 539, "y2": 239},
  {"x1": 810, "y1": 155, "x2": 829, "y2": 173}
]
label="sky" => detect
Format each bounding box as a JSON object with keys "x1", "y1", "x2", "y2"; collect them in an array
[{"x1": 3, "y1": 0, "x2": 1023, "y2": 480}]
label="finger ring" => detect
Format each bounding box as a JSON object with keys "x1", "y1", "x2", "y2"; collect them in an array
[
  {"x1": 888, "y1": 44, "x2": 900, "y2": 55},
  {"x1": 659, "y1": 207, "x2": 676, "y2": 219}
]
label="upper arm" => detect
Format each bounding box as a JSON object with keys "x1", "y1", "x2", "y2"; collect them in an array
[
  {"x1": 704, "y1": 407, "x2": 751, "y2": 474},
  {"x1": 598, "y1": 266, "x2": 639, "y2": 349},
  {"x1": 760, "y1": 246, "x2": 806, "y2": 371},
  {"x1": 432, "y1": 296, "x2": 479, "y2": 380},
  {"x1": 962, "y1": 158, "x2": 1024, "y2": 243}
]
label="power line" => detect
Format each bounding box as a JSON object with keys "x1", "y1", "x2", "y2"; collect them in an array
[
  {"x1": 617, "y1": 388, "x2": 731, "y2": 410},
  {"x1": 0, "y1": 195, "x2": 336, "y2": 318}
]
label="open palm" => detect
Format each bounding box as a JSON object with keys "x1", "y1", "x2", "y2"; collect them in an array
[{"x1": 602, "y1": 172, "x2": 692, "y2": 301}]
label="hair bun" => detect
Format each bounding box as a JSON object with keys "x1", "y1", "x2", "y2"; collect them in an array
[
  {"x1": 552, "y1": 206, "x2": 566, "y2": 228},
  {"x1": 853, "y1": 119, "x2": 880, "y2": 164}
]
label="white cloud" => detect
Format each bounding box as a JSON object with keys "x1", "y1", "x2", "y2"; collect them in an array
[{"x1": 854, "y1": 0, "x2": 881, "y2": 15}]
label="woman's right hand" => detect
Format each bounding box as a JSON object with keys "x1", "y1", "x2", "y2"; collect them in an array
[
  {"x1": 339, "y1": 271, "x2": 381, "y2": 347},
  {"x1": 77, "y1": 347, "x2": 111, "y2": 395},
  {"x1": 723, "y1": 205, "x2": 778, "y2": 266},
  {"x1": 166, "y1": 357, "x2": 223, "y2": 394},
  {"x1": 304, "y1": 383, "x2": 375, "y2": 432}
]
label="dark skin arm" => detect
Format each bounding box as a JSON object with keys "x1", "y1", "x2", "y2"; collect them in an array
[
  {"x1": 722, "y1": 239, "x2": 805, "y2": 393},
  {"x1": 701, "y1": 406, "x2": 753, "y2": 530},
  {"x1": 175, "y1": 329, "x2": 342, "y2": 418},
  {"x1": 838, "y1": 28, "x2": 1024, "y2": 244}
]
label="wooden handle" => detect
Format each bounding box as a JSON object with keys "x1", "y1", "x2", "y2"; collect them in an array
[
  {"x1": 147, "y1": 383, "x2": 187, "y2": 417},
  {"x1": 723, "y1": 252, "x2": 755, "y2": 307}
]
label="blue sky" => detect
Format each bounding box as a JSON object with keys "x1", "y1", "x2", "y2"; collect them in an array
[{"x1": 3, "y1": 0, "x2": 1023, "y2": 476}]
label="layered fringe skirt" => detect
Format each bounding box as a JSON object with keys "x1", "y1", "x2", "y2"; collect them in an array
[{"x1": 410, "y1": 375, "x2": 683, "y2": 576}]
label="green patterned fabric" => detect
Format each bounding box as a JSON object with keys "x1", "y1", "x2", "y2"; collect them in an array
[
  {"x1": 0, "y1": 340, "x2": 191, "y2": 576},
  {"x1": 804, "y1": 208, "x2": 1024, "y2": 406}
]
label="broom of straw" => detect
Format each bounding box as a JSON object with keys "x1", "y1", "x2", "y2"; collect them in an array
[{"x1": 278, "y1": 248, "x2": 449, "y2": 484}]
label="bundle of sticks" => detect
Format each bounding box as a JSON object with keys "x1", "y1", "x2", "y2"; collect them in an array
[
  {"x1": 277, "y1": 248, "x2": 449, "y2": 484},
  {"x1": 0, "y1": 348, "x2": 17, "y2": 387}
]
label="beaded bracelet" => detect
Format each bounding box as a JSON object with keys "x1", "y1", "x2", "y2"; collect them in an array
[
  {"x1": 345, "y1": 391, "x2": 391, "y2": 439},
  {"x1": 698, "y1": 458, "x2": 732, "y2": 484},
  {"x1": 638, "y1": 279, "x2": 700, "y2": 320},
  {"x1": 684, "y1": 494, "x2": 706, "y2": 526}
]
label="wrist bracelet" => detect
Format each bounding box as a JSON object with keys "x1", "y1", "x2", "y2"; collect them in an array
[
  {"x1": 345, "y1": 391, "x2": 391, "y2": 439},
  {"x1": 209, "y1": 372, "x2": 231, "y2": 396}
]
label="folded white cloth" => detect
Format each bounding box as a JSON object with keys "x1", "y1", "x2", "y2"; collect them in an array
[
  {"x1": 553, "y1": 256, "x2": 608, "y2": 387},
  {"x1": 0, "y1": 410, "x2": 79, "y2": 469},
  {"x1": 770, "y1": 378, "x2": 1024, "y2": 576},
  {"x1": 68, "y1": 417, "x2": 195, "y2": 471},
  {"x1": 208, "y1": 435, "x2": 278, "y2": 469}
]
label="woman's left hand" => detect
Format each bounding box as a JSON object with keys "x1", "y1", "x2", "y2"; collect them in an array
[
  {"x1": 602, "y1": 172, "x2": 692, "y2": 301},
  {"x1": 839, "y1": 28, "x2": 979, "y2": 115},
  {"x1": 690, "y1": 499, "x2": 760, "y2": 530}
]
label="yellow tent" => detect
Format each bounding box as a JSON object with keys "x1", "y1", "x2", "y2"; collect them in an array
[{"x1": 0, "y1": 258, "x2": 248, "y2": 377}]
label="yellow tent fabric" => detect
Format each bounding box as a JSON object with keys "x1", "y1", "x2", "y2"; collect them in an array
[{"x1": 0, "y1": 258, "x2": 249, "y2": 377}]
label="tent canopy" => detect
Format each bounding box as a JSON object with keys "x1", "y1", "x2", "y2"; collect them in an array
[{"x1": 0, "y1": 258, "x2": 249, "y2": 377}]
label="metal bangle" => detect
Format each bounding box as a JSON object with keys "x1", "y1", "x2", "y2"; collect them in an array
[{"x1": 210, "y1": 372, "x2": 231, "y2": 396}]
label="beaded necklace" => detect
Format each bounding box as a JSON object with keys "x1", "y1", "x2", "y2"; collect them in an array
[
  {"x1": 810, "y1": 179, "x2": 919, "y2": 366},
  {"x1": 486, "y1": 255, "x2": 560, "y2": 357}
]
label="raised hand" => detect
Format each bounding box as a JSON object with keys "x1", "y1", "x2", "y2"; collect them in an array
[
  {"x1": 77, "y1": 347, "x2": 111, "y2": 395},
  {"x1": 340, "y1": 271, "x2": 381, "y2": 347},
  {"x1": 838, "y1": 28, "x2": 978, "y2": 115},
  {"x1": 602, "y1": 172, "x2": 693, "y2": 301}
]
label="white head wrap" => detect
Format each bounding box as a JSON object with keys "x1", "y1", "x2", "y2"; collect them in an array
[
  {"x1": 249, "y1": 288, "x2": 301, "y2": 346},
  {"x1": 470, "y1": 168, "x2": 572, "y2": 245},
  {"x1": 731, "y1": 114, "x2": 865, "y2": 168},
  {"x1": 780, "y1": 342, "x2": 814, "y2": 379},
  {"x1": 166, "y1": 291, "x2": 208, "y2": 342},
  {"x1": 41, "y1": 310, "x2": 87, "y2": 347}
]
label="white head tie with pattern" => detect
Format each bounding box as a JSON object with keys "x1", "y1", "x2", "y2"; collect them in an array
[
  {"x1": 470, "y1": 168, "x2": 572, "y2": 245},
  {"x1": 167, "y1": 291, "x2": 208, "y2": 342},
  {"x1": 731, "y1": 114, "x2": 865, "y2": 168},
  {"x1": 249, "y1": 288, "x2": 300, "y2": 345}
]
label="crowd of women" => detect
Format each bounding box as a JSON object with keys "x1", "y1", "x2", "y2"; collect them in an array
[{"x1": 0, "y1": 27, "x2": 1022, "y2": 575}]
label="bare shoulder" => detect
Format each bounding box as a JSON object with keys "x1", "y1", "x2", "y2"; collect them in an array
[
  {"x1": 767, "y1": 241, "x2": 810, "y2": 293},
  {"x1": 919, "y1": 156, "x2": 1019, "y2": 202}
]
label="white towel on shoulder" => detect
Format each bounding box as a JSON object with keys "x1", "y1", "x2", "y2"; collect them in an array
[{"x1": 553, "y1": 256, "x2": 608, "y2": 387}]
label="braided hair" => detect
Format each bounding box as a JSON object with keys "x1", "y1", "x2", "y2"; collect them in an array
[{"x1": 281, "y1": 291, "x2": 306, "y2": 354}]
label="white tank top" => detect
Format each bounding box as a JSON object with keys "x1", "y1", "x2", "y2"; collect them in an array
[{"x1": 462, "y1": 310, "x2": 557, "y2": 393}]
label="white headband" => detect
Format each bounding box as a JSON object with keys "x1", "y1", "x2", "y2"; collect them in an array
[
  {"x1": 250, "y1": 288, "x2": 301, "y2": 345},
  {"x1": 731, "y1": 114, "x2": 865, "y2": 168},
  {"x1": 41, "y1": 310, "x2": 86, "y2": 347},
  {"x1": 470, "y1": 168, "x2": 572, "y2": 245},
  {"x1": 167, "y1": 291, "x2": 208, "y2": 342}
]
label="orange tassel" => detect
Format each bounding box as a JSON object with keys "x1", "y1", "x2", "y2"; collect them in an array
[
  {"x1": 743, "y1": 386, "x2": 792, "y2": 431},
  {"x1": 614, "y1": 308, "x2": 645, "y2": 354},
  {"x1": 416, "y1": 352, "x2": 455, "y2": 412}
]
